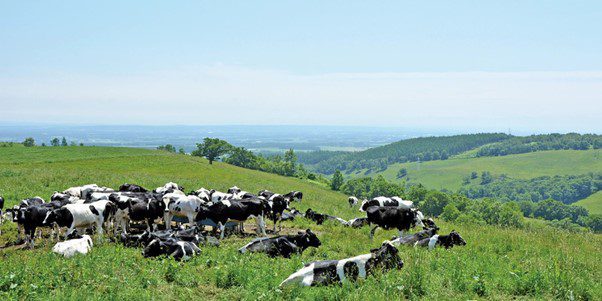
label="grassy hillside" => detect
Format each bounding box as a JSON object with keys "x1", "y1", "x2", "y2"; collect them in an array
[
  {"x1": 575, "y1": 192, "x2": 602, "y2": 215},
  {"x1": 0, "y1": 146, "x2": 600, "y2": 300},
  {"x1": 371, "y1": 149, "x2": 601, "y2": 191}
]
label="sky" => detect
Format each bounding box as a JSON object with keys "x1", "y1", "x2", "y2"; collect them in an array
[{"x1": 0, "y1": 1, "x2": 600, "y2": 133}]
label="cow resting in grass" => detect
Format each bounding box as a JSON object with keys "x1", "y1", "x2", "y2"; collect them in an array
[
  {"x1": 238, "y1": 229, "x2": 321, "y2": 258},
  {"x1": 279, "y1": 241, "x2": 403, "y2": 287},
  {"x1": 142, "y1": 237, "x2": 201, "y2": 261},
  {"x1": 414, "y1": 230, "x2": 466, "y2": 250},
  {"x1": 52, "y1": 235, "x2": 93, "y2": 258}
]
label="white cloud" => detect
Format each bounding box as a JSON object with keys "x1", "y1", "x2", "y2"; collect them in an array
[{"x1": 0, "y1": 66, "x2": 600, "y2": 133}]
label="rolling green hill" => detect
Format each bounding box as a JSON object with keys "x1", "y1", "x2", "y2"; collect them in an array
[
  {"x1": 575, "y1": 192, "x2": 602, "y2": 215},
  {"x1": 0, "y1": 146, "x2": 600, "y2": 300},
  {"x1": 371, "y1": 149, "x2": 601, "y2": 191}
]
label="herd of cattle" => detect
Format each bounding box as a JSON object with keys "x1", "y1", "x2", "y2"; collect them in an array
[{"x1": 0, "y1": 183, "x2": 466, "y2": 287}]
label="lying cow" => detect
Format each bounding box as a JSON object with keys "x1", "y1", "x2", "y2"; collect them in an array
[
  {"x1": 366, "y1": 206, "x2": 425, "y2": 240},
  {"x1": 119, "y1": 183, "x2": 148, "y2": 193},
  {"x1": 280, "y1": 241, "x2": 403, "y2": 287},
  {"x1": 345, "y1": 217, "x2": 370, "y2": 228},
  {"x1": 304, "y1": 208, "x2": 347, "y2": 226},
  {"x1": 415, "y1": 230, "x2": 466, "y2": 250},
  {"x1": 391, "y1": 227, "x2": 438, "y2": 246},
  {"x1": 239, "y1": 229, "x2": 321, "y2": 258},
  {"x1": 281, "y1": 208, "x2": 303, "y2": 221},
  {"x1": 360, "y1": 196, "x2": 413, "y2": 212},
  {"x1": 52, "y1": 235, "x2": 93, "y2": 258},
  {"x1": 196, "y1": 198, "x2": 268, "y2": 239},
  {"x1": 143, "y1": 237, "x2": 201, "y2": 261}
]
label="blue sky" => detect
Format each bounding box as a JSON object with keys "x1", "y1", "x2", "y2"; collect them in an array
[{"x1": 1, "y1": 1, "x2": 600, "y2": 132}]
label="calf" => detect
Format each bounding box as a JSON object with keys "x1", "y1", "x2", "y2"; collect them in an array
[
  {"x1": 196, "y1": 198, "x2": 268, "y2": 239},
  {"x1": 280, "y1": 241, "x2": 403, "y2": 287},
  {"x1": 305, "y1": 208, "x2": 347, "y2": 226},
  {"x1": 415, "y1": 230, "x2": 466, "y2": 250},
  {"x1": 119, "y1": 183, "x2": 148, "y2": 193},
  {"x1": 52, "y1": 235, "x2": 93, "y2": 258},
  {"x1": 365, "y1": 206, "x2": 425, "y2": 240},
  {"x1": 143, "y1": 237, "x2": 201, "y2": 261},
  {"x1": 239, "y1": 229, "x2": 321, "y2": 258},
  {"x1": 360, "y1": 196, "x2": 413, "y2": 212}
]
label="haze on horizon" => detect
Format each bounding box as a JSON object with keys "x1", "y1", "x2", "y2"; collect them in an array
[{"x1": 1, "y1": 1, "x2": 600, "y2": 134}]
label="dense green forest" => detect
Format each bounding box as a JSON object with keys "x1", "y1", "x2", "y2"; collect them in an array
[
  {"x1": 476, "y1": 133, "x2": 601, "y2": 157},
  {"x1": 302, "y1": 133, "x2": 511, "y2": 174},
  {"x1": 459, "y1": 173, "x2": 601, "y2": 204}
]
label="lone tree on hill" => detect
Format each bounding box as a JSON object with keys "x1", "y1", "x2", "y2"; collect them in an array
[
  {"x1": 192, "y1": 138, "x2": 232, "y2": 164},
  {"x1": 50, "y1": 138, "x2": 60, "y2": 146},
  {"x1": 23, "y1": 137, "x2": 35, "y2": 147},
  {"x1": 61, "y1": 137, "x2": 68, "y2": 146},
  {"x1": 331, "y1": 170, "x2": 344, "y2": 191}
]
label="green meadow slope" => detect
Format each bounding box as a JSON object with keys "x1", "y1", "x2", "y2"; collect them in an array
[
  {"x1": 369, "y1": 149, "x2": 601, "y2": 191},
  {"x1": 0, "y1": 147, "x2": 600, "y2": 300},
  {"x1": 574, "y1": 192, "x2": 602, "y2": 215}
]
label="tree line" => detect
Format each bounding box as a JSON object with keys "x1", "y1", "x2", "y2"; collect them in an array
[
  {"x1": 21, "y1": 137, "x2": 84, "y2": 147},
  {"x1": 476, "y1": 133, "x2": 601, "y2": 157},
  {"x1": 299, "y1": 133, "x2": 511, "y2": 174},
  {"x1": 459, "y1": 173, "x2": 601, "y2": 204}
]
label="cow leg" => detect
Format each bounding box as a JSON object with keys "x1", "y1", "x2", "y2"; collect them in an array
[
  {"x1": 187, "y1": 213, "x2": 196, "y2": 229},
  {"x1": 219, "y1": 222, "x2": 226, "y2": 240},
  {"x1": 398, "y1": 229, "x2": 404, "y2": 238},
  {"x1": 257, "y1": 215, "x2": 267, "y2": 237},
  {"x1": 16, "y1": 223, "x2": 22, "y2": 242},
  {"x1": 164, "y1": 212, "x2": 173, "y2": 230},
  {"x1": 370, "y1": 226, "x2": 379, "y2": 240},
  {"x1": 96, "y1": 220, "x2": 104, "y2": 241}
]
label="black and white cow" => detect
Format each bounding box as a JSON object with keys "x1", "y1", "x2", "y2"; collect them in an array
[
  {"x1": 127, "y1": 198, "x2": 166, "y2": 232},
  {"x1": 196, "y1": 198, "x2": 269, "y2": 239},
  {"x1": 279, "y1": 241, "x2": 403, "y2": 287},
  {"x1": 119, "y1": 183, "x2": 148, "y2": 193},
  {"x1": 4, "y1": 197, "x2": 47, "y2": 242},
  {"x1": 163, "y1": 194, "x2": 207, "y2": 227},
  {"x1": 359, "y1": 196, "x2": 413, "y2": 212},
  {"x1": 0, "y1": 196, "x2": 4, "y2": 234},
  {"x1": 43, "y1": 201, "x2": 115, "y2": 239},
  {"x1": 365, "y1": 206, "x2": 425, "y2": 240},
  {"x1": 265, "y1": 194, "x2": 289, "y2": 232},
  {"x1": 414, "y1": 230, "x2": 466, "y2": 250},
  {"x1": 50, "y1": 192, "x2": 81, "y2": 206},
  {"x1": 348, "y1": 196, "x2": 358, "y2": 208},
  {"x1": 305, "y1": 208, "x2": 348, "y2": 226},
  {"x1": 281, "y1": 208, "x2": 304, "y2": 221},
  {"x1": 142, "y1": 237, "x2": 201, "y2": 261},
  {"x1": 239, "y1": 229, "x2": 321, "y2": 258},
  {"x1": 153, "y1": 182, "x2": 184, "y2": 195},
  {"x1": 345, "y1": 217, "x2": 370, "y2": 228},
  {"x1": 283, "y1": 191, "x2": 303, "y2": 203},
  {"x1": 391, "y1": 227, "x2": 438, "y2": 246}
]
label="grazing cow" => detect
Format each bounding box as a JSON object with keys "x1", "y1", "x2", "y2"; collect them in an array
[
  {"x1": 127, "y1": 198, "x2": 166, "y2": 232},
  {"x1": 359, "y1": 196, "x2": 413, "y2": 212},
  {"x1": 391, "y1": 227, "x2": 438, "y2": 246},
  {"x1": 280, "y1": 241, "x2": 403, "y2": 287},
  {"x1": 153, "y1": 182, "x2": 184, "y2": 194},
  {"x1": 348, "y1": 197, "x2": 358, "y2": 208},
  {"x1": 119, "y1": 183, "x2": 148, "y2": 193},
  {"x1": 43, "y1": 201, "x2": 115, "y2": 239},
  {"x1": 196, "y1": 198, "x2": 269, "y2": 239},
  {"x1": 345, "y1": 217, "x2": 370, "y2": 228},
  {"x1": 239, "y1": 229, "x2": 321, "y2": 258},
  {"x1": 365, "y1": 206, "x2": 425, "y2": 240},
  {"x1": 304, "y1": 208, "x2": 348, "y2": 226},
  {"x1": 52, "y1": 235, "x2": 93, "y2": 258},
  {"x1": 283, "y1": 191, "x2": 303, "y2": 203},
  {"x1": 143, "y1": 237, "x2": 201, "y2": 261},
  {"x1": 163, "y1": 194, "x2": 207, "y2": 227},
  {"x1": 414, "y1": 230, "x2": 466, "y2": 250}
]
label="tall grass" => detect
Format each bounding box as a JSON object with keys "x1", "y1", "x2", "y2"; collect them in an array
[{"x1": 0, "y1": 147, "x2": 600, "y2": 300}]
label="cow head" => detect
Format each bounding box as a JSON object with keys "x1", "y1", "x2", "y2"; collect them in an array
[
  {"x1": 412, "y1": 209, "x2": 425, "y2": 228},
  {"x1": 448, "y1": 230, "x2": 466, "y2": 247},
  {"x1": 371, "y1": 241, "x2": 404, "y2": 270},
  {"x1": 227, "y1": 186, "x2": 242, "y2": 195},
  {"x1": 359, "y1": 199, "x2": 370, "y2": 212},
  {"x1": 148, "y1": 199, "x2": 166, "y2": 217},
  {"x1": 304, "y1": 208, "x2": 315, "y2": 219},
  {"x1": 143, "y1": 239, "x2": 169, "y2": 258},
  {"x1": 299, "y1": 229, "x2": 321, "y2": 248},
  {"x1": 42, "y1": 208, "x2": 69, "y2": 226}
]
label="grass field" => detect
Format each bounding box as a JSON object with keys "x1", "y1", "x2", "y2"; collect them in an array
[
  {"x1": 0, "y1": 146, "x2": 601, "y2": 300},
  {"x1": 368, "y1": 149, "x2": 601, "y2": 191},
  {"x1": 574, "y1": 192, "x2": 602, "y2": 215}
]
